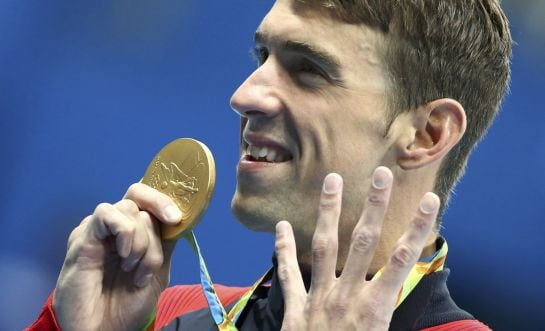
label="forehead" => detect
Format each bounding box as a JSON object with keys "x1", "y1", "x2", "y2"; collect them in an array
[{"x1": 257, "y1": 0, "x2": 383, "y2": 70}]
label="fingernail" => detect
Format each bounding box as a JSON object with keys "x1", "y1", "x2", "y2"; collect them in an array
[
  {"x1": 420, "y1": 193, "x2": 440, "y2": 214},
  {"x1": 135, "y1": 273, "x2": 152, "y2": 288},
  {"x1": 164, "y1": 205, "x2": 182, "y2": 222},
  {"x1": 276, "y1": 221, "x2": 289, "y2": 235},
  {"x1": 372, "y1": 167, "x2": 392, "y2": 189},
  {"x1": 275, "y1": 222, "x2": 283, "y2": 235},
  {"x1": 323, "y1": 173, "x2": 342, "y2": 194}
]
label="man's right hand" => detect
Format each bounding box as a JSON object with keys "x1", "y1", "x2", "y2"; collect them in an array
[{"x1": 52, "y1": 183, "x2": 182, "y2": 331}]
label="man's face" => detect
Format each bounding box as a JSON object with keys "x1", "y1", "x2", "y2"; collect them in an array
[{"x1": 230, "y1": 0, "x2": 394, "y2": 253}]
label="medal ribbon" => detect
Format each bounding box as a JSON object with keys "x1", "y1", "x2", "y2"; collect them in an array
[
  {"x1": 184, "y1": 231, "x2": 272, "y2": 331},
  {"x1": 372, "y1": 238, "x2": 448, "y2": 308}
]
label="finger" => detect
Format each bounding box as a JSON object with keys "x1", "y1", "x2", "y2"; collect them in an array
[
  {"x1": 120, "y1": 213, "x2": 149, "y2": 273},
  {"x1": 374, "y1": 193, "x2": 439, "y2": 300},
  {"x1": 90, "y1": 203, "x2": 136, "y2": 258},
  {"x1": 275, "y1": 221, "x2": 306, "y2": 315},
  {"x1": 339, "y1": 167, "x2": 393, "y2": 288},
  {"x1": 124, "y1": 183, "x2": 182, "y2": 225},
  {"x1": 133, "y1": 211, "x2": 164, "y2": 288},
  {"x1": 161, "y1": 239, "x2": 178, "y2": 267},
  {"x1": 115, "y1": 195, "x2": 177, "y2": 267},
  {"x1": 310, "y1": 173, "x2": 343, "y2": 295},
  {"x1": 114, "y1": 199, "x2": 140, "y2": 217}
]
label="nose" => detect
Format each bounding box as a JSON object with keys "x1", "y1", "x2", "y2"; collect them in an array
[{"x1": 230, "y1": 61, "x2": 284, "y2": 120}]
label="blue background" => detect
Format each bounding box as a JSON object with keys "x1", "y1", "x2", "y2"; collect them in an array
[{"x1": 1, "y1": 1, "x2": 543, "y2": 330}]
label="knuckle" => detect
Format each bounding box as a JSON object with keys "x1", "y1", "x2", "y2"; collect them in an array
[
  {"x1": 351, "y1": 230, "x2": 378, "y2": 252},
  {"x1": 356, "y1": 287, "x2": 393, "y2": 324},
  {"x1": 134, "y1": 228, "x2": 150, "y2": 249},
  {"x1": 356, "y1": 297, "x2": 383, "y2": 322},
  {"x1": 138, "y1": 210, "x2": 152, "y2": 220},
  {"x1": 312, "y1": 235, "x2": 331, "y2": 260},
  {"x1": 358, "y1": 311, "x2": 375, "y2": 324},
  {"x1": 319, "y1": 198, "x2": 338, "y2": 211},
  {"x1": 93, "y1": 202, "x2": 111, "y2": 218},
  {"x1": 145, "y1": 253, "x2": 164, "y2": 270},
  {"x1": 391, "y1": 244, "x2": 417, "y2": 268},
  {"x1": 275, "y1": 238, "x2": 289, "y2": 253},
  {"x1": 326, "y1": 299, "x2": 349, "y2": 319},
  {"x1": 121, "y1": 222, "x2": 136, "y2": 237},
  {"x1": 367, "y1": 192, "x2": 386, "y2": 206},
  {"x1": 131, "y1": 241, "x2": 147, "y2": 256},
  {"x1": 126, "y1": 183, "x2": 142, "y2": 197},
  {"x1": 138, "y1": 211, "x2": 155, "y2": 227},
  {"x1": 413, "y1": 216, "x2": 429, "y2": 230},
  {"x1": 277, "y1": 265, "x2": 291, "y2": 282},
  {"x1": 118, "y1": 199, "x2": 139, "y2": 214}
]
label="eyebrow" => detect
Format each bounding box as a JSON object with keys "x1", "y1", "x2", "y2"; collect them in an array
[{"x1": 254, "y1": 31, "x2": 342, "y2": 75}]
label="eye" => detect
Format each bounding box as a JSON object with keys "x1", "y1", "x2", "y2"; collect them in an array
[
  {"x1": 251, "y1": 46, "x2": 269, "y2": 66},
  {"x1": 291, "y1": 59, "x2": 328, "y2": 86},
  {"x1": 296, "y1": 60, "x2": 323, "y2": 75}
]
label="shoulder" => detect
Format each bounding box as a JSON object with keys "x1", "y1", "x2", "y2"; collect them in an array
[
  {"x1": 155, "y1": 284, "x2": 250, "y2": 329},
  {"x1": 393, "y1": 269, "x2": 490, "y2": 330}
]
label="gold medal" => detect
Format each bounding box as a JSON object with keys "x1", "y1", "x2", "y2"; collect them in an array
[{"x1": 142, "y1": 138, "x2": 215, "y2": 240}]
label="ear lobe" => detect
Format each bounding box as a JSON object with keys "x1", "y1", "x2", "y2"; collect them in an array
[{"x1": 398, "y1": 99, "x2": 467, "y2": 170}]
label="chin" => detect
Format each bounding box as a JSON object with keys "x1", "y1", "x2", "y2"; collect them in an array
[{"x1": 230, "y1": 192, "x2": 278, "y2": 233}]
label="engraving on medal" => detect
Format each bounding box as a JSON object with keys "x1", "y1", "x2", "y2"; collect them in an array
[{"x1": 148, "y1": 155, "x2": 205, "y2": 220}]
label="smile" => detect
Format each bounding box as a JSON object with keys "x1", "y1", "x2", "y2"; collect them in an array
[
  {"x1": 241, "y1": 132, "x2": 294, "y2": 166},
  {"x1": 245, "y1": 144, "x2": 292, "y2": 163}
]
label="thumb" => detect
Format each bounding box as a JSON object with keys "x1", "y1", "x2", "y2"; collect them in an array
[{"x1": 161, "y1": 239, "x2": 178, "y2": 267}]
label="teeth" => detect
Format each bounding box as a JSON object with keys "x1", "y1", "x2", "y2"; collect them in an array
[
  {"x1": 258, "y1": 147, "x2": 268, "y2": 158},
  {"x1": 246, "y1": 144, "x2": 290, "y2": 162},
  {"x1": 266, "y1": 149, "x2": 277, "y2": 162},
  {"x1": 250, "y1": 145, "x2": 260, "y2": 158}
]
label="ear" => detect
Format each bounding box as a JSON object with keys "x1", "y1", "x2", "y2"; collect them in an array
[{"x1": 397, "y1": 98, "x2": 467, "y2": 170}]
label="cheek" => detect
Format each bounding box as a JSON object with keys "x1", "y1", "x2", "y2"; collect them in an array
[
  {"x1": 316, "y1": 125, "x2": 388, "y2": 208},
  {"x1": 287, "y1": 91, "x2": 387, "y2": 175}
]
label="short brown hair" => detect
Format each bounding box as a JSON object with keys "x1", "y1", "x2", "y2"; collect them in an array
[{"x1": 297, "y1": 0, "x2": 512, "y2": 222}]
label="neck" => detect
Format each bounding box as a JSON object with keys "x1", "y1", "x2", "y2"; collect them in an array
[{"x1": 295, "y1": 239, "x2": 438, "y2": 290}]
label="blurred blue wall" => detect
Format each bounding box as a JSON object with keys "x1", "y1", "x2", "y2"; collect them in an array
[{"x1": 1, "y1": 1, "x2": 543, "y2": 330}]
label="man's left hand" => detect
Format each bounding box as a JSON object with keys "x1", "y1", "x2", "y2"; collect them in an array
[{"x1": 275, "y1": 167, "x2": 439, "y2": 331}]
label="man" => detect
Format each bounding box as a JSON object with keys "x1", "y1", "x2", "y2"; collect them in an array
[{"x1": 28, "y1": 0, "x2": 511, "y2": 330}]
